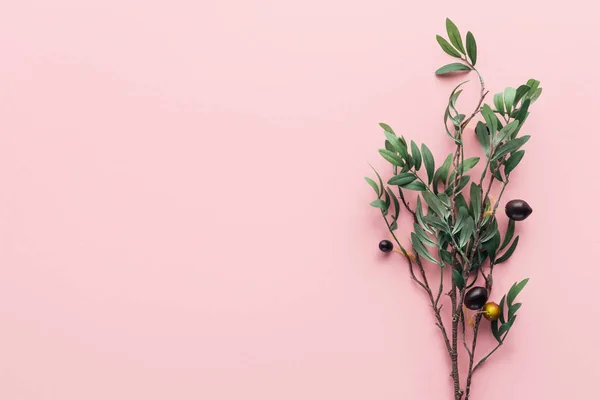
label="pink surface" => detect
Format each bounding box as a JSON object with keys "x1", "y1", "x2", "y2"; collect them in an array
[{"x1": 0, "y1": 1, "x2": 599, "y2": 399}]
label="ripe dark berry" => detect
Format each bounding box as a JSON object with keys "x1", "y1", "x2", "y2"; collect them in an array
[
  {"x1": 379, "y1": 240, "x2": 393, "y2": 253},
  {"x1": 505, "y1": 199, "x2": 533, "y2": 221},
  {"x1": 464, "y1": 286, "x2": 489, "y2": 310}
]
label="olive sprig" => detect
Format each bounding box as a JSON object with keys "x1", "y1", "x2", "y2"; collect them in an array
[{"x1": 365, "y1": 18, "x2": 540, "y2": 400}]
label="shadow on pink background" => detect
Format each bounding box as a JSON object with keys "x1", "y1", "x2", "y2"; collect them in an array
[{"x1": 0, "y1": 1, "x2": 598, "y2": 399}]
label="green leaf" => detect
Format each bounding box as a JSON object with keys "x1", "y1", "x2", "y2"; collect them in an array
[
  {"x1": 446, "y1": 18, "x2": 465, "y2": 54},
  {"x1": 459, "y1": 157, "x2": 480, "y2": 175},
  {"x1": 498, "y1": 315, "x2": 516, "y2": 336},
  {"x1": 423, "y1": 191, "x2": 449, "y2": 218},
  {"x1": 466, "y1": 31, "x2": 477, "y2": 65},
  {"x1": 458, "y1": 217, "x2": 474, "y2": 248},
  {"x1": 379, "y1": 149, "x2": 404, "y2": 166},
  {"x1": 384, "y1": 131, "x2": 403, "y2": 152},
  {"x1": 403, "y1": 180, "x2": 427, "y2": 191},
  {"x1": 370, "y1": 165, "x2": 384, "y2": 199},
  {"x1": 414, "y1": 223, "x2": 437, "y2": 247},
  {"x1": 490, "y1": 160, "x2": 503, "y2": 181},
  {"x1": 452, "y1": 206, "x2": 470, "y2": 234},
  {"x1": 388, "y1": 173, "x2": 417, "y2": 187},
  {"x1": 514, "y1": 98, "x2": 531, "y2": 130},
  {"x1": 423, "y1": 215, "x2": 449, "y2": 232},
  {"x1": 493, "y1": 136, "x2": 531, "y2": 161},
  {"x1": 498, "y1": 295, "x2": 506, "y2": 324},
  {"x1": 387, "y1": 187, "x2": 401, "y2": 224},
  {"x1": 507, "y1": 278, "x2": 529, "y2": 307},
  {"x1": 411, "y1": 232, "x2": 440, "y2": 265},
  {"x1": 379, "y1": 122, "x2": 394, "y2": 133},
  {"x1": 385, "y1": 140, "x2": 395, "y2": 153},
  {"x1": 370, "y1": 199, "x2": 388, "y2": 210},
  {"x1": 436, "y1": 35, "x2": 462, "y2": 58},
  {"x1": 504, "y1": 87, "x2": 516, "y2": 114},
  {"x1": 416, "y1": 196, "x2": 433, "y2": 234},
  {"x1": 483, "y1": 228, "x2": 501, "y2": 261},
  {"x1": 482, "y1": 104, "x2": 497, "y2": 134},
  {"x1": 508, "y1": 303, "x2": 522, "y2": 320},
  {"x1": 364, "y1": 177, "x2": 379, "y2": 197},
  {"x1": 494, "y1": 93, "x2": 505, "y2": 115},
  {"x1": 455, "y1": 193, "x2": 468, "y2": 212},
  {"x1": 496, "y1": 236, "x2": 519, "y2": 264},
  {"x1": 435, "y1": 153, "x2": 454, "y2": 186},
  {"x1": 526, "y1": 78, "x2": 540, "y2": 94},
  {"x1": 491, "y1": 319, "x2": 502, "y2": 343},
  {"x1": 500, "y1": 219, "x2": 515, "y2": 250},
  {"x1": 514, "y1": 85, "x2": 531, "y2": 106},
  {"x1": 494, "y1": 120, "x2": 520, "y2": 146},
  {"x1": 411, "y1": 141, "x2": 422, "y2": 171},
  {"x1": 481, "y1": 218, "x2": 498, "y2": 242},
  {"x1": 475, "y1": 122, "x2": 490, "y2": 156},
  {"x1": 504, "y1": 150, "x2": 525, "y2": 175},
  {"x1": 470, "y1": 183, "x2": 482, "y2": 223},
  {"x1": 452, "y1": 269, "x2": 465, "y2": 289},
  {"x1": 421, "y1": 144, "x2": 435, "y2": 185},
  {"x1": 439, "y1": 248, "x2": 452, "y2": 265},
  {"x1": 530, "y1": 88, "x2": 543, "y2": 103},
  {"x1": 435, "y1": 63, "x2": 471, "y2": 75}
]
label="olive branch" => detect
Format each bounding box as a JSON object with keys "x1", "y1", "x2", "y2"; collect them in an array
[{"x1": 365, "y1": 18, "x2": 541, "y2": 400}]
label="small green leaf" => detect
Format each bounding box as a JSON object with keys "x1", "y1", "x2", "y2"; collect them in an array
[
  {"x1": 435, "y1": 63, "x2": 471, "y2": 75},
  {"x1": 416, "y1": 196, "x2": 433, "y2": 234},
  {"x1": 385, "y1": 140, "x2": 395, "y2": 152},
  {"x1": 370, "y1": 199, "x2": 388, "y2": 210},
  {"x1": 435, "y1": 153, "x2": 454, "y2": 186},
  {"x1": 452, "y1": 206, "x2": 470, "y2": 234},
  {"x1": 423, "y1": 215, "x2": 449, "y2": 232},
  {"x1": 452, "y1": 269, "x2": 465, "y2": 289},
  {"x1": 494, "y1": 120, "x2": 520, "y2": 146},
  {"x1": 507, "y1": 278, "x2": 529, "y2": 307},
  {"x1": 498, "y1": 295, "x2": 506, "y2": 324},
  {"x1": 498, "y1": 315, "x2": 516, "y2": 336},
  {"x1": 384, "y1": 131, "x2": 403, "y2": 153},
  {"x1": 526, "y1": 78, "x2": 540, "y2": 93},
  {"x1": 414, "y1": 223, "x2": 437, "y2": 247},
  {"x1": 379, "y1": 122, "x2": 394, "y2": 133},
  {"x1": 364, "y1": 177, "x2": 379, "y2": 196},
  {"x1": 504, "y1": 87, "x2": 516, "y2": 114},
  {"x1": 439, "y1": 248, "x2": 452, "y2": 265},
  {"x1": 387, "y1": 187, "x2": 400, "y2": 222},
  {"x1": 514, "y1": 99, "x2": 531, "y2": 130},
  {"x1": 411, "y1": 141, "x2": 422, "y2": 170},
  {"x1": 508, "y1": 303, "x2": 522, "y2": 320},
  {"x1": 475, "y1": 122, "x2": 490, "y2": 156},
  {"x1": 504, "y1": 150, "x2": 525, "y2": 175},
  {"x1": 421, "y1": 144, "x2": 435, "y2": 185},
  {"x1": 496, "y1": 236, "x2": 520, "y2": 264},
  {"x1": 500, "y1": 219, "x2": 515, "y2": 250},
  {"x1": 455, "y1": 193, "x2": 468, "y2": 212},
  {"x1": 481, "y1": 218, "x2": 498, "y2": 242},
  {"x1": 466, "y1": 31, "x2": 477, "y2": 65},
  {"x1": 436, "y1": 35, "x2": 462, "y2": 58},
  {"x1": 481, "y1": 104, "x2": 497, "y2": 134},
  {"x1": 388, "y1": 173, "x2": 417, "y2": 187},
  {"x1": 403, "y1": 181, "x2": 427, "y2": 191},
  {"x1": 530, "y1": 88, "x2": 543, "y2": 103},
  {"x1": 470, "y1": 183, "x2": 482, "y2": 223},
  {"x1": 494, "y1": 93, "x2": 505, "y2": 115},
  {"x1": 514, "y1": 85, "x2": 531, "y2": 106},
  {"x1": 490, "y1": 160, "x2": 504, "y2": 181},
  {"x1": 411, "y1": 232, "x2": 440, "y2": 265},
  {"x1": 379, "y1": 149, "x2": 404, "y2": 166},
  {"x1": 446, "y1": 18, "x2": 465, "y2": 54},
  {"x1": 491, "y1": 319, "x2": 502, "y2": 343},
  {"x1": 458, "y1": 217, "x2": 474, "y2": 248},
  {"x1": 493, "y1": 136, "x2": 531, "y2": 161},
  {"x1": 370, "y1": 165, "x2": 384, "y2": 199},
  {"x1": 483, "y1": 228, "x2": 501, "y2": 261},
  {"x1": 423, "y1": 191, "x2": 449, "y2": 218}
]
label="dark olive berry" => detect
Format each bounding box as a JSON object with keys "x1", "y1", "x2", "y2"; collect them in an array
[
  {"x1": 505, "y1": 199, "x2": 533, "y2": 221},
  {"x1": 464, "y1": 286, "x2": 489, "y2": 310},
  {"x1": 379, "y1": 240, "x2": 393, "y2": 253}
]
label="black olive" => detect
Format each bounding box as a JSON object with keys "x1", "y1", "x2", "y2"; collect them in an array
[
  {"x1": 464, "y1": 286, "x2": 488, "y2": 310},
  {"x1": 505, "y1": 199, "x2": 533, "y2": 221},
  {"x1": 379, "y1": 240, "x2": 393, "y2": 253}
]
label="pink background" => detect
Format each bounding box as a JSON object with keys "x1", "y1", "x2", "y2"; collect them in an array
[{"x1": 1, "y1": 1, "x2": 599, "y2": 399}]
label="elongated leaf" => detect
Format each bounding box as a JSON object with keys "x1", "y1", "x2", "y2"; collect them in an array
[
  {"x1": 493, "y1": 136, "x2": 531, "y2": 160},
  {"x1": 421, "y1": 144, "x2": 435, "y2": 184},
  {"x1": 364, "y1": 177, "x2": 379, "y2": 196},
  {"x1": 411, "y1": 141, "x2": 422, "y2": 170},
  {"x1": 508, "y1": 303, "x2": 522, "y2": 320},
  {"x1": 423, "y1": 191, "x2": 448, "y2": 218},
  {"x1": 498, "y1": 295, "x2": 506, "y2": 324},
  {"x1": 436, "y1": 153, "x2": 454, "y2": 186},
  {"x1": 490, "y1": 160, "x2": 503, "y2": 181},
  {"x1": 498, "y1": 315, "x2": 517, "y2": 336},
  {"x1": 494, "y1": 120, "x2": 520, "y2": 145},
  {"x1": 435, "y1": 63, "x2": 471, "y2": 75},
  {"x1": 411, "y1": 232, "x2": 439, "y2": 265},
  {"x1": 423, "y1": 215, "x2": 449, "y2": 232},
  {"x1": 446, "y1": 18, "x2": 465, "y2": 53},
  {"x1": 466, "y1": 31, "x2": 477, "y2": 65},
  {"x1": 452, "y1": 269, "x2": 465, "y2": 289},
  {"x1": 482, "y1": 104, "x2": 497, "y2": 134},
  {"x1": 436, "y1": 35, "x2": 462, "y2": 58},
  {"x1": 370, "y1": 165, "x2": 384, "y2": 198},
  {"x1": 494, "y1": 93, "x2": 505, "y2": 115},
  {"x1": 370, "y1": 199, "x2": 387, "y2": 210},
  {"x1": 414, "y1": 223, "x2": 437, "y2": 247},
  {"x1": 504, "y1": 150, "x2": 525, "y2": 175},
  {"x1": 504, "y1": 87, "x2": 516, "y2": 113},
  {"x1": 496, "y1": 236, "x2": 519, "y2": 264},
  {"x1": 384, "y1": 131, "x2": 403, "y2": 153},
  {"x1": 483, "y1": 229, "x2": 501, "y2": 261},
  {"x1": 416, "y1": 196, "x2": 433, "y2": 234},
  {"x1": 379, "y1": 122, "x2": 394, "y2": 133},
  {"x1": 491, "y1": 319, "x2": 502, "y2": 343},
  {"x1": 514, "y1": 84, "x2": 531, "y2": 106},
  {"x1": 514, "y1": 98, "x2": 531, "y2": 128},
  {"x1": 475, "y1": 121, "x2": 490, "y2": 156},
  {"x1": 470, "y1": 183, "x2": 482, "y2": 223},
  {"x1": 388, "y1": 173, "x2": 417, "y2": 186},
  {"x1": 500, "y1": 219, "x2": 515, "y2": 250},
  {"x1": 385, "y1": 140, "x2": 395, "y2": 152},
  {"x1": 403, "y1": 180, "x2": 427, "y2": 191},
  {"x1": 507, "y1": 278, "x2": 529, "y2": 307},
  {"x1": 379, "y1": 149, "x2": 404, "y2": 166},
  {"x1": 526, "y1": 78, "x2": 540, "y2": 93},
  {"x1": 452, "y1": 206, "x2": 470, "y2": 234},
  {"x1": 458, "y1": 217, "x2": 474, "y2": 248},
  {"x1": 530, "y1": 88, "x2": 543, "y2": 103}
]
